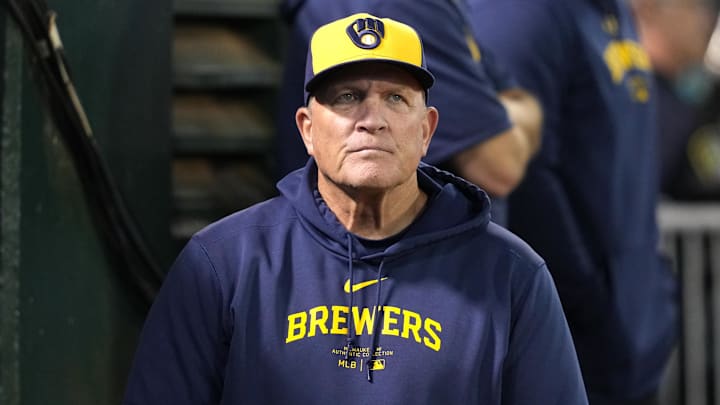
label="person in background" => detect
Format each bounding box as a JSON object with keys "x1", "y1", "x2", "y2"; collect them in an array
[
  {"x1": 122, "y1": 13, "x2": 588, "y2": 404},
  {"x1": 631, "y1": 0, "x2": 720, "y2": 199},
  {"x1": 274, "y1": 0, "x2": 542, "y2": 225},
  {"x1": 467, "y1": 0, "x2": 679, "y2": 403}
]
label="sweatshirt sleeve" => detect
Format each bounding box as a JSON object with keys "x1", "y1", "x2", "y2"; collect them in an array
[
  {"x1": 468, "y1": 0, "x2": 572, "y2": 163},
  {"x1": 123, "y1": 237, "x2": 228, "y2": 405},
  {"x1": 375, "y1": 0, "x2": 512, "y2": 166},
  {"x1": 502, "y1": 264, "x2": 588, "y2": 405}
]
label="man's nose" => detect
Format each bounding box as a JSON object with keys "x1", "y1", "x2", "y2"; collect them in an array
[{"x1": 356, "y1": 96, "x2": 388, "y2": 133}]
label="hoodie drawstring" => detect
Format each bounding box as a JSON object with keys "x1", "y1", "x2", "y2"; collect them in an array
[
  {"x1": 345, "y1": 234, "x2": 355, "y2": 360},
  {"x1": 344, "y1": 233, "x2": 386, "y2": 382},
  {"x1": 367, "y1": 260, "x2": 385, "y2": 382}
]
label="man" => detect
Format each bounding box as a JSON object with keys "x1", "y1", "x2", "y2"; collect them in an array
[
  {"x1": 275, "y1": 0, "x2": 542, "y2": 225},
  {"x1": 467, "y1": 0, "x2": 679, "y2": 403},
  {"x1": 123, "y1": 13, "x2": 586, "y2": 404}
]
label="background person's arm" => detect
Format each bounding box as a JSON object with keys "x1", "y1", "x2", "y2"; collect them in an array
[{"x1": 452, "y1": 87, "x2": 543, "y2": 196}]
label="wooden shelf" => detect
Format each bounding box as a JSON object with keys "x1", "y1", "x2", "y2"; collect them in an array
[
  {"x1": 174, "y1": 0, "x2": 280, "y2": 18},
  {"x1": 170, "y1": 4, "x2": 281, "y2": 244},
  {"x1": 171, "y1": 158, "x2": 275, "y2": 238},
  {"x1": 173, "y1": 24, "x2": 280, "y2": 88},
  {"x1": 173, "y1": 94, "x2": 273, "y2": 154}
]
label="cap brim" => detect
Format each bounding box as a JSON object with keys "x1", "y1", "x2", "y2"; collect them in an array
[{"x1": 305, "y1": 59, "x2": 435, "y2": 95}]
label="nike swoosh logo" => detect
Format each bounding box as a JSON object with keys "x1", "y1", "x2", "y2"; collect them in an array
[{"x1": 344, "y1": 277, "x2": 388, "y2": 293}]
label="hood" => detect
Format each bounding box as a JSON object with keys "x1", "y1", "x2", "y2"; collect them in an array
[{"x1": 276, "y1": 158, "x2": 492, "y2": 261}]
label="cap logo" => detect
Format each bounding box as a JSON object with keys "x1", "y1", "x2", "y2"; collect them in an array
[{"x1": 345, "y1": 18, "x2": 384, "y2": 50}]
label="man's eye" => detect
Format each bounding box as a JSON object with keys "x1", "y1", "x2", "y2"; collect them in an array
[
  {"x1": 336, "y1": 92, "x2": 357, "y2": 103},
  {"x1": 389, "y1": 94, "x2": 405, "y2": 103}
]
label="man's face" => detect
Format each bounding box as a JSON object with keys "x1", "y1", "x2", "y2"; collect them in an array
[
  {"x1": 635, "y1": 0, "x2": 718, "y2": 77},
  {"x1": 296, "y1": 63, "x2": 438, "y2": 193}
]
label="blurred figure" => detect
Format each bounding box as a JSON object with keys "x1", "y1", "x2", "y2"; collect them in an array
[
  {"x1": 274, "y1": 0, "x2": 542, "y2": 225},
  {"x1": 631, "y1": 0, "x2": 720, "y2": 200},
  {"x1": 633, "y1": 0, "x2": 716, "y2": 79},
  {"x1": 468, "y1": 0, "x2": 679, "y2": 403}
]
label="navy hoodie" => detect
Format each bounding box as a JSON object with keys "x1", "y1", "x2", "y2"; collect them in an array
[{"x1": 123, "y1": 161, "x2": 588, "y2": 404}]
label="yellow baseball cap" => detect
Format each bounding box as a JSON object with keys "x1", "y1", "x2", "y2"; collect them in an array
[{"x1": 304, "y1": 13, "x2": 435, "y2": 98}]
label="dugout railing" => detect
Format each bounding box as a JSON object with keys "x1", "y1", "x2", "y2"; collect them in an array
[{"x1": 659, "y1": 201, "x2": 720, "y2": 405}]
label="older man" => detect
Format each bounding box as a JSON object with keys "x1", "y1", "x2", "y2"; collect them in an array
[
  {"x1": 275, "y1": 0, "x2": 543, "y2": 226},
  {"x1": 122, "y1": 13, "x2": 586, "y2": 404}
]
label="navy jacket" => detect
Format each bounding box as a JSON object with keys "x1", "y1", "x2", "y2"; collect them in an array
[
  {"x1": 123, "y1": 161, "x2": 588, "y2": 404},
  {"x1": 469, "y1": 0, "x2": 679, "y2": 399}
]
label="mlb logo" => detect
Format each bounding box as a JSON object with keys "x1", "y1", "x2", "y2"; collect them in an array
[{"x1": 368, "y1": 359, "x2": 385, "y2": 371}]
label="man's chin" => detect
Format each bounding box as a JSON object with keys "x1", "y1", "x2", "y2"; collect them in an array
[{"x1": 335, "y1": 173, "x2": 401, "y2": 194}]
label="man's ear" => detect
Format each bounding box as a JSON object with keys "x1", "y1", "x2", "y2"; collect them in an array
[
  {"x1": 296, "y1": 105, "x2": 314, "y2": 156},
  {"x1": 422, "y1": 106, "x2": 439, "y2": 156}
]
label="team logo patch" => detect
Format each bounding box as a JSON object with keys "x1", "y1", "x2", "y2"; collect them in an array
[
  {"x1": 346, "y1": 17, "x2": 384, "y2": 49},
  {"x1": 603, "y1": 39, "x2": 652, "y2": 102}
]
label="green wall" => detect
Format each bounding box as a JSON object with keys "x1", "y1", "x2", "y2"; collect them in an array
[{"x1": 0, "y1": 1, "x2": 173, "y2": 404}]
